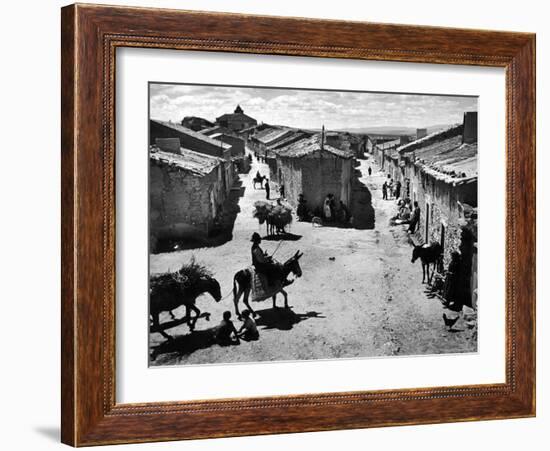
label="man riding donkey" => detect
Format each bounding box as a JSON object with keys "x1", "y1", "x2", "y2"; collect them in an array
[{"x1": 250, "y1": 232, "x2": 293, "y2": 288}]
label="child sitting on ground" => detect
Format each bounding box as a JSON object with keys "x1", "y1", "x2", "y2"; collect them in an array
[
  {"x1": 215, "y1": 311, "x2": 240, "y2": 345},
  {"x1": 237, "y1": 309, "x2": 259, "y2": 341}
]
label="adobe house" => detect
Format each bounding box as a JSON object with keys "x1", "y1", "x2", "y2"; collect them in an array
[
  {"x1": 273, "y1": 134, "x2": 355, "y2": 212},
  {"x1": 149, "y1": 144, "x2": 226, "y2": 252},
  {"x1": 216, "y1": 104, "x2": 258, "y2": 132},
  {"x1": 149, "y1": 119, "x2": 236, "y2": 193}
]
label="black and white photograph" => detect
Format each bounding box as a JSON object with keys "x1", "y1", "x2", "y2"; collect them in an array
[{"x1": 148, "y1": 83, "x2": 479, "y2": 366}]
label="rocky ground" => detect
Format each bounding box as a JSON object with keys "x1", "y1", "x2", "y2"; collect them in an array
[{"x1": 149, "y1": 150, "x2": 477, "y2": 366}]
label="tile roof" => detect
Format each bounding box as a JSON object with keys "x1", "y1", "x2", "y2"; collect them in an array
[
  {"x1": 269, "y1": 131, "x2": 310, "y2": 150},
  {"x1": 150, "y1": 146, "x2": 222, "y2": 177},
  {"x1": 151, "y1": 120, "x2": 231, "y2": 150},
  {"x1": 398, "y1": 125, "x2": 478, "y2": 182},
  {"x1": 275, "y1": 134, "x2": 354, "y2": 159},
  {"x1": 257, "y1": 128, "x2": 294, "y2": 145}
]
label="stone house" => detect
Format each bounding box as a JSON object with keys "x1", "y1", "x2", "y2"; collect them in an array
[
  {"x1": 216, "y1": 104, "x2": 258, "y2": 132},
  {"x1": 150, "y1": 119, "x2": 235, "y2": 193},
  {"x1": 149, "y1": 145, "x2": 226, "y2": 252},
  {"x1": 273, "y1": 134, "x2": 355, "y2": 212}
]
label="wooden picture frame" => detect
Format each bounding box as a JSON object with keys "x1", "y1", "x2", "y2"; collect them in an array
[{"x1": 61, "y1": 3, "x2": 536, "y2": 446}]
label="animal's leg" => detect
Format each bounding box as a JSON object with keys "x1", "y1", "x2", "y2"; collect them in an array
[
  {"x1": 243, "y1": 289, "x2": 257, "y2": 318},
  {"x1": 422, "y1": 263, "x2": 426, "y2": 283},
  {"x1": 281, "y1": 289, "x2": 289, "y2": 308},
  {"x1": 152, "y1": 312, "x2": 172, "y2": 340},
  {"x1": 188, "y1": 304, "x2": 201, "y2": 331},
  {"x1": 233, "y1": 288, "x2": 242, "y2": 319},
  {"x1": 272, "y1": 294, "x2": 277, "y2": 309}
]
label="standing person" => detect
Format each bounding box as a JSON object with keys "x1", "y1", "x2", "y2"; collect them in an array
[
  {"x1": 368, "y1": 166, "x2": 372, "y2": 176},
  {"x1": 323, "y1": 195, "x2": 333, "y2": 221},
  {"x1": 382, "y1": 181, "x2": 388, "y2": 200},
  {"x1": 264, "y1": 178, "x2": 270, "y2": 200},
  {"x1": 339, "y1": 200, "x2": 350, "y2": 224},
  {"x1": 408, "y1": 201, "x2": 421, "y2": 233},
  {"x1": 297, "y1": 193, "x2": 309, "y2": 221},
  {"x1": 279, "y1": 183, "x2": 285, "y2": 199},
  {"x1": 395, "y1": 180, "x2": 402, "y2": 199}
]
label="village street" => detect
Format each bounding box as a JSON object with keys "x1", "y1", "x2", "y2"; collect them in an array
[{"x1": 149, "y1": 150, "x2": 477, "y2": 366}]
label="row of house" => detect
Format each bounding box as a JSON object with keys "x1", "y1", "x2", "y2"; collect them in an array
[
  {"x1": 367, "y1": 112, "x2": 478, "y2": 307},
  {"x1": 148, "y1": 120, "x2": 240, "y2": 252},
  {"x1": 147, "y1": 105, "x2": 259, "y2": 251}
]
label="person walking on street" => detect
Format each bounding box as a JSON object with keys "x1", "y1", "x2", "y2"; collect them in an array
[
  {"x1": 382, "y1": 181, "x2": 388, "y2": 200},
  {"x1": 368, "y1": 166, "x2": 372, "y2": 176},
  {"x1": 265, "y1": 178, "x2": 270, "y2": 200},
  {"x1": 395, "y1": 180, "x2": 402, "y2": 199}
]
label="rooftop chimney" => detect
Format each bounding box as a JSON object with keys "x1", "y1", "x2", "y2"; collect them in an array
[
  {"x1": 416, "y1": 128, "x2": 427, "y2": 140},
  {"x1": 462, "y1": 111, "x2": 478, "y2": 144}
]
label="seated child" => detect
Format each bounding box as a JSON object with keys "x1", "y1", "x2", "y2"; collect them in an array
[
  {"x1": 215, "y1": 311, "x2": 240, "y2": 345},
  {"x1": 237, "y1": 309, "x2": 259, "y2": 341}
]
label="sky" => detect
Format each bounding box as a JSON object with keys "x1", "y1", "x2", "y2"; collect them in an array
[{"x1": 149, "y1": 83, "x2": 478, "y2": 130}]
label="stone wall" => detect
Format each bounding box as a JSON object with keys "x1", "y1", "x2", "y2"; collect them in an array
[
  {"x1": 409, "y1": 169, "x2": 478, "y2": 269},
  {"x1": 149, "y1": 163, "x2": 223, "y2": 251},
  {"x1": 277, "y1": 152, "x2": 352, "y2": 213}
]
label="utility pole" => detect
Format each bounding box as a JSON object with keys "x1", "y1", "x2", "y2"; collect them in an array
[{"x1": 321, "y1": 125, "x2": 325, "y2": 151}]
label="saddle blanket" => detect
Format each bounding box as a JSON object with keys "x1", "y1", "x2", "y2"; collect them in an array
[{"x1": 247, "y1": 266, "x2": 279, "y2": 301}]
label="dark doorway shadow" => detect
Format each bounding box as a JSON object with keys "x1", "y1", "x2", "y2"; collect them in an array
[{"x1": 254, "y1": 308, "x2": 325, "y2": 331}]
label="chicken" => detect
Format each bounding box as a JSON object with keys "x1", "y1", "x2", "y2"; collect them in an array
[{"x1": 443, "y1": 313, "x2": 460, "y2": 330}]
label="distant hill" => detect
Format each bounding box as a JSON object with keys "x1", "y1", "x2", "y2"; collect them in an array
[{"x1": 339, "y1": 124, "x2": 454, "y2": 136}]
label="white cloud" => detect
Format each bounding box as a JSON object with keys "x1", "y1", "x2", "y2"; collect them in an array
[{"x1": 149, "y1": 83, "x2": 477, "y2": 129}]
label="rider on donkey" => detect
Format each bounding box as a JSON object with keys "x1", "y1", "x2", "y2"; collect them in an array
[{"x1": 250, "y1": 232, "x2": 292, "y2": 288}]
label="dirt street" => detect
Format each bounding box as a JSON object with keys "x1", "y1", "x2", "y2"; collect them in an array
[{"x1": 149, "y1": 151, "x2": 477, "y2": 366}]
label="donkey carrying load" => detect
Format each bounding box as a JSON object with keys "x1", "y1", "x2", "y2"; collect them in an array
[
  {"x1": 232, "y1": 251, "x2": 303, "y2": 319},
  {"x1": 150, "y1": 259, "x2": 221, "y2": 339},
  {"x1": 411, "y1": 243, "x2": 443, "y2": 284}
]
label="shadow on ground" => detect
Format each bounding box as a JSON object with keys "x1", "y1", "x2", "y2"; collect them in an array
[
  {"x1": 262, "y1": 232, "x2": 302, "y2": 241},
  {"x1": 150, "y1": 327, "x2": 221, "y2": 361},
  {"x1": 350, "y1": 168, "x2": 375, "y2": 229},
  {"x1": 254, "y1": 307, "x2": 325, "y2": 331}
]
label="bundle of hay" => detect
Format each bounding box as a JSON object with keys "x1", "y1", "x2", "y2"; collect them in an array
[
  {"x1": 269, "y1": 203, "x2": 293, "y2": 230},
  {"x1": 150, "y1": 257, "x2": 212, "y2": 295},
  {"x1": 252, "y1": 200, "x2": 273, "y2": 225}
]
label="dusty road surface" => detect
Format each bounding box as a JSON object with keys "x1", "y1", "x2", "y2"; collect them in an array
[{"x1": 149, "y1": 151, "x2": 477, "y2": 366}]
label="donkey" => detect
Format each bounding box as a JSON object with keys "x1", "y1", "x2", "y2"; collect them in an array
[
  {"x1": 411, "y1": 243, "x2": 443, "y2": 284},
  {"x1": 252, "y1": 174, "x2": 266, "y2": 189},
  {"x1": 150, "y1": 272, "x2": 221, "y2": 339},
  {"x1": 232, "y1": 251, "x2": 303, "y2": 319}
]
